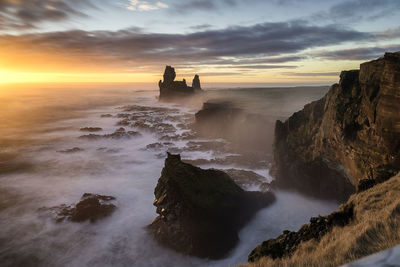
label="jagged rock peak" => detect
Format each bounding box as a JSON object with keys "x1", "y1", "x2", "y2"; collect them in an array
[
  {"x1": 192, "y1": 74, "x2": 201, "y2": 90},
  {"x1": 163, "y1": 65, "x2": 176, "y2": 84}
]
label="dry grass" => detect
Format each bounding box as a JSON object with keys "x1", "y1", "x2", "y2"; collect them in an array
[{"x1": 244, "y1": 173, "x2": 400, "y2": 267}]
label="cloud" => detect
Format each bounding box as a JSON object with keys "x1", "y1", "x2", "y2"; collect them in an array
[
  {"x1": 313, "y1": 44, "x2": 400, "y2": 61},
  {"x1": 0, "y1": 0, "x2": 93, "y2": 30},
  {"x1": 189, "y1": 24, "x2": 213, "y2": 31},
  {"x1": 126, "y1": 0, "x2": 168, "y2": 11},
  {"x1": 2, "y1": 20, "x2": 394, "y2": 73},
  {"x1": 282, "y1": 72, "x2": 340, "y2": 77},
  {"x1": 314, "y1": 0, "x2": 400, "y2": 22},
  {"x1": 232, "y1": 65, "x2": 298, "y2": 69},
  {"x1": 170, "y1": 0, "x2": 217, "y2": 12},
  {"x1": 168, "y1": 0, "x2": 296, "y2": 13}
]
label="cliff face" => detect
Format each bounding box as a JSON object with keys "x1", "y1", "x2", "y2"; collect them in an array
[
  {"x1": 273, "y1": 52, "x2": 400, "y2": 201},
  {"x1": 158, "y1": 66, "x2": 201, "y2": 99}
]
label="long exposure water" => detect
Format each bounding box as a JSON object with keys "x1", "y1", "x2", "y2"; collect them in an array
[{"x1": 0, "y1": 83, "x2": 337, "y2": 267}]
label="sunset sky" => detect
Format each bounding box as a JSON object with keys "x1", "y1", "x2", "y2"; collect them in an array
[{"x1": 0, "y1": 0, "x2": 400, "y2": 84}]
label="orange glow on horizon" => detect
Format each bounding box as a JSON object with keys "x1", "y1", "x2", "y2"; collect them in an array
[{"x1": 0, "y1": 40, "x2": 363, "y2": 85}]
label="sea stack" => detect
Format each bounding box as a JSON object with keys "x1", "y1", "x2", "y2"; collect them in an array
[
  {"x1": 158, "y1": 66, "x2": 201, "y2": 99},
  {"x1": 148, "y1": 153, "x2": 275, "y2": 259}
]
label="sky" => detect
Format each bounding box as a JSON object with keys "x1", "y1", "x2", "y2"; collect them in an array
[{"x1": 0, "y1": 0, "x2": 400, "y2": 84}]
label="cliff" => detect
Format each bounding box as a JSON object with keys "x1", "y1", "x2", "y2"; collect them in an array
[
  {"x1": 273, "y1": 52, "x2": 400, "y2": 201},
  {"x1": 158, "y1": 66, "x2": 201, "y2": 99}
]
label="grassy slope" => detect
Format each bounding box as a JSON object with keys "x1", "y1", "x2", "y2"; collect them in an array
[{"x1": 245, "y1": 173, "x2": 400, "y2": 267}]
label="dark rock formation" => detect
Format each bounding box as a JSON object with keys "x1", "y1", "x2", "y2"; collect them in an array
[
  {"x1": 79, "y1": 127, "x2": 141, "y2": 140},
  {"x1": 273, "y1": 52, "x2": 400, "y2": 201},
  {"x1": 148, "y1": 153, "x2": 275, "y2": 259},
  {"x1": 159, "y1": 66, "x2": 201, "y2": 99},
  {"x1": 192, "y1": 74, "x2": 201, "y2": 90},
  {"x1": 80, "y1": 127, "x2": 103, "y2": 132},
  {"x1": 58, "y1": 147, "x2": 84, "y2": 153},
  {"x1": 224, "y1": 169, "x2": 270, "y2": 191},
  {"x1": 248, "y1": 202, "x2": 354, "y2": 262},
  {"x1": 195, "y1": 101, "x2": 274, "y2": 164},
  {"x1": 47, "y1": 193, "x2": 116, "y2": 223},
  {"x1": 195, "y1": 101, "x2": 244, "y2": 136}
]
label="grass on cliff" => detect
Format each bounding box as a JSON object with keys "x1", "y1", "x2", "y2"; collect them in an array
[{"x1": 245, "y1": 173, "x2": 400, "y2": 267}]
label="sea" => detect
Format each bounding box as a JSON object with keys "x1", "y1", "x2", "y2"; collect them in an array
[{"x1": 0, "y1": 83, "x2": 338, "y2": 267}]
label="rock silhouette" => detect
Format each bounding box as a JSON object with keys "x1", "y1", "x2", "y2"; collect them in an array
[{"x1": 159, "y1": 66, "x2": 201, "y2": 99}]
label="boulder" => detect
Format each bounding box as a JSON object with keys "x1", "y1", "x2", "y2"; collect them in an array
[
  {"x1": 273, "y1": 52, "x2": 400, "y2": 202},
  {"x1": 148, "y1": 153, "x2": 275, "y2": 259},
  {"x1": 48, "y1": 193, "x2": 116, "y2": 223}
]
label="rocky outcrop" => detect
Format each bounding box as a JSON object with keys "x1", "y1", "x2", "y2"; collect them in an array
[
  {"x1": 248, "y1": 203, "x2": 354, "y2": 262},
  {"x1": 80, "y1": 127, "x2": 103, "y2": 132},
  {"x1": 46, "y1": 193, "x2": 116, "y2": 223},
  {"x1": 195, "y1": 101, "x2": 274, "y2": 160},
  {"x1": 192, "y1": 74, "x2": 202, "y2": 90},
  {"x1": 79, "y1": 127, "x2": 141, "y2": 140},
  {"x1": 159, "y1": 66, "x2": 201, "y2": 99},
  {"x1": 148, "y1": 153, "x2": 275, "y2": 259},
  {"x1": 273, "y1": 52, "x2": 400, "y2": 201},
  {"x1": 247, "y1": 173, "x2": 400, "y2": 266}
]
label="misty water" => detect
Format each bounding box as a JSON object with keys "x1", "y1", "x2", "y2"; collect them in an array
[{"x1": 0, "y1": 84, "x2": 337, "y2": 267}]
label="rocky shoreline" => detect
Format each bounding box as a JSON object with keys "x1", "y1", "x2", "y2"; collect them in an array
[
  {"x1": 248, "y1": 52, "x2": 400, "y2": 265},
  {"x1": 272, "y1": 52, "x2": 400, "y2": 202}
]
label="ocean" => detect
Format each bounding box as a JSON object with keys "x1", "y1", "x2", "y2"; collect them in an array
[{"x1": 0, "y1": 83, "x2": 337, "y2": 267}]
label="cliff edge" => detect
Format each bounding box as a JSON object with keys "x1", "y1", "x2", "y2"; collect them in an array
[
  {"x1": 247, "y1": 173, "x2": 400, "y2": 266},
  {"x1": 273, "y1": 52, "x2": 400, "y2": 201}
]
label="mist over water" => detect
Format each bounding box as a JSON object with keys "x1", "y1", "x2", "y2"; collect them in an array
[{"x1": 0, "y1": 84, "x2": 336, "y2": 267}]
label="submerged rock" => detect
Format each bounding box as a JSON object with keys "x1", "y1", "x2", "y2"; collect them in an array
[
  {"x1": 58, "y1": 147, "x2": 84, "y2": 153},
  {"x1": 79, "y1": 127, "x2": 103, "y2": 132},
  {"x1": 224, "y1": 169, "x2": 270, "y2": 191},
  {"x1": 158, "y1": 66, "x2": 201, "y2": 99},
  {"x1": 79, "y1": 127, "x2": 141, "y2": 140},
  {"x1": 47, "y1": 193, "x2": 116, "y2": 223},
  {"x1": 273, "y1": 52, "x2": 400, "y2": 201},
  {"x1": 148, "y1": 153, "x2": 275, "y2": 259}
]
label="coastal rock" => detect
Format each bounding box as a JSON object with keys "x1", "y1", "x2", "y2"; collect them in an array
[
  {"x1": 192, "y1": 74, "x2": 202, "y2": 90},
  {"x1": 247, "y1": 173, "x2": 400, "y2": 266},
  {"x1": 248, "y1": 203, "x2": 354, "y2": 262},
  {"x1": 57, "y1": 147, "x2": 84, "y2": 153},
  {"x1": 148, "y1": 153, "x2": 275, "y2": 259},
  {"x1": 79, "y1": 127, "x2": 103, "y2": 132},
  {"x1": 158, "y1": 66, "x2": 201, "y2": 99},
  {"x1": 79, "y1": 127, "x2": 141, "y2": 140},
  {"x1": 224, "y1": 169, "x2": 271, "y2": 191},
  {"x1": 48, "y1": 193, "x2": 116, "y2": 223},
  {"x1": 195, "y1": 101, "x2": 274, "y2": 161},
  {"x1": 195, "y1": 101, "x2": 244, "y2": 136},
  {"x1": 273, "y1": 52, "x2": 400, "y2": 201}
]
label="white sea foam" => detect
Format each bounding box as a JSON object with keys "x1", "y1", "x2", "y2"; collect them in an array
[{"x1": 0, "y1": 85, "x2": 334, "y2": 267}]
